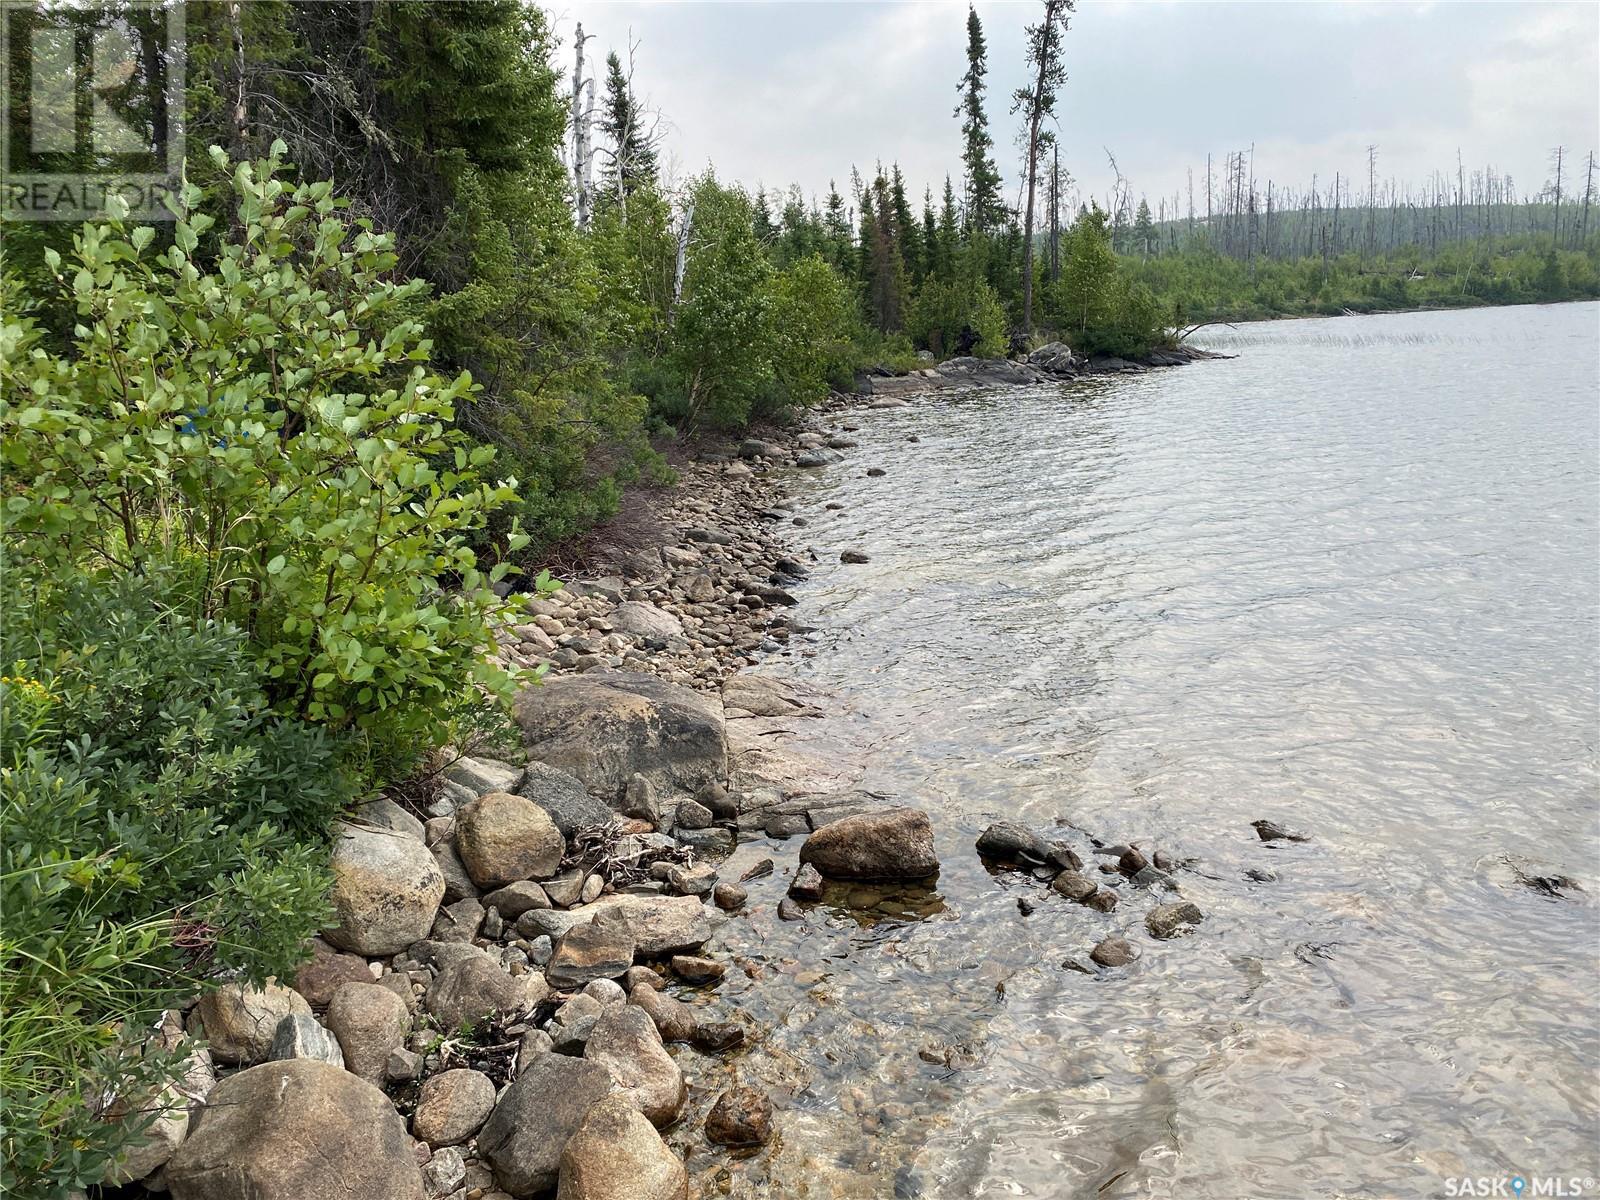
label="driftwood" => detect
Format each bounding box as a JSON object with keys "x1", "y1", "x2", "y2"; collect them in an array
[{"x1": 561, "y1": 820, "x2": 693, "y2": 887}]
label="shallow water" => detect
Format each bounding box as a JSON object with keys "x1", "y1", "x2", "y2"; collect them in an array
[{"x1": 686, "y1": 302, "x2": 1600, "y2": 1200}]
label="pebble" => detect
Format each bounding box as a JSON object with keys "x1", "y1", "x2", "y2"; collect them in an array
[{"x1": 713, "y1": 882, "x2": 747, "y2": 911}]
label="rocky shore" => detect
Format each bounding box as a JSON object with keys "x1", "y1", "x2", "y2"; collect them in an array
[
  {"x1": 858, "y1": 341, "x2": 1225, "y2": 397},
  {"x1": 110, "y1": 354, "x2": 1243, "y2": 1200}
]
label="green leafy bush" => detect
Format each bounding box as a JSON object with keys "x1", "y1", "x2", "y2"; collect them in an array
[
  {"x1": 0, "y1": 573, "x2": 340, "y2": 1196},
  {"x1": 768, "y1": 254, "x2": 859, "y2": 407},
  {"x1": 0, "y1": 144, "x2": 526, "y2": 778},
  {"x1": 908, "y1": 274, "x2": 1008, "y2": 358}
]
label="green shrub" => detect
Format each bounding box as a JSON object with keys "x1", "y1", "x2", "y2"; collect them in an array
[
  {"x1": 0, "y1": 573, "x2": 340, "y2": 1196},
  {"x1": 768, "y1": 254, "x2": 859, "y2": 408},
  {"x1": 907, "y1": 275, "x2": 1008, "y2": 359},
  {"x1": 0, "y1": 144, "x2": 526, "y2": 779}
]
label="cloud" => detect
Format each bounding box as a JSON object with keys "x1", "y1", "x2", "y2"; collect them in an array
[{"x1": 555, "y1": 1, "x2": 1600, "y2": 212}]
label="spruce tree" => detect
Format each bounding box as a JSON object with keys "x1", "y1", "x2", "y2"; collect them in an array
[
  {"x1": 935, "y1": 176, "x2": 960, "y2": 281},
  {"x1": 890, "y1": 165, "x2": 922, "y2": 285},
  {"x1": 600, "y1": 50, "x2": 656, "y2": 197},
  {"x1": 955, "y1": 5, "x2": 1004, "y2": 233}
]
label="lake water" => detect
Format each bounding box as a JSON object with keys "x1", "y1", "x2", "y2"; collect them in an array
[{"x1": 689, "y1": 303, "x2": 1600, "y2": 1200}]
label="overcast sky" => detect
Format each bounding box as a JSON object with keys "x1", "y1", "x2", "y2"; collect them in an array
[{"x1": 555, "y1": 1, "x2": 1599, "y2": 217}]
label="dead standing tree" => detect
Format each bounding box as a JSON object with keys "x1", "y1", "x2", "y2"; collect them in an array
[{"x1": 569, "y1": 23, "x2": 596, "y2": 230}]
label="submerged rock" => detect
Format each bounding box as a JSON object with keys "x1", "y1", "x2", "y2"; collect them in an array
[
  {"x1": 788, "y1": 862, "x2": 826, "y2": 900},
  {"x1": 975, "y1": 821, "x2": 1050, "y2": 863},
  {"x1": 1252, "y1": 819, "x2": 1311, "y2": 843},
  {"x1": 1090, "y1": 935, "x2": 1139, "y2": 968},
  {"x1": 1146, "y1": 901, "x2": 1206, "y2": 940},
  {"x1": 799, "y1": 807, "x2": 938, "y2": 880},
  {"x1": 705, "y1": 1086, "x2": 773, "y2": 1147},
  {"x1": 1050, "y1": 871, "x2": 1097, "y2": 903}
]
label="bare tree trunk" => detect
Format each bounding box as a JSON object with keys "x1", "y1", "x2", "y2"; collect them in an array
[
  {"x1": 1049, "y1": 142, "x2": 1061, "y2": 283},
  {"x1": 227, "y1": 1, "x2": 248, "y2": 157},
  {"x1": 669, "y1": 198, "x2": 695, "y2": 327},
  {"x1": 1582, "y1": 151, "x2": 1595, "y2": 246},
  {"x1": 571, "y1": 25, "x2": 593, "y2": 230},
  {"x1": 1018, "y1": 0, "x2": 1067, "y2": 337}
]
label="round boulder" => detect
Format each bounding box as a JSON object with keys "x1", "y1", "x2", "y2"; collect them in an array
[
  {"x1": 556, "y1": 1094, "x2": 687, "y2": 1200},
  {"x1": 583, "y1": 1005, "x2": 685, "y2": 1128},
  {"x1": 425, "y1": 955, "x2": 532, "y2": 1031},
  {"x1": 324, "y1": 982, "x2": 410, "y2": 1084},
  {"x1": 456, "y1": 791, "x2": 565, "y2": 888},
  {"x1": 798, "y1": 807, "x2": 939, "y2": 880},
  {"x1": 325, "y1": 822, "x2": 446, "y2": 956},
  {"x1": 165, "y1": 1060, "x2": 424, "y2": 1200},
  {"x1": 412, "y1": 1068, "x2": 496, "y2": 1147}
]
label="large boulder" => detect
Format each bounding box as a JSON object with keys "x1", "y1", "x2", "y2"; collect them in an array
[
  {"x1": 799, "y1": 807, "x2": 939, "y2": 880},
  {"x1": 582, "y1": 1006, "x2": 685, "y2": 1127},
  {"x1": 324, "y1": 822, "x2": 445, "y2": 956},
  {"x1": 165, "y1": 1060, "x2": 425, "y2": 1200},
  {"x1": 590, "y1": 894, "x2": 718, "y2": 957},
  {"x1": 324, "y1": 983, "x2": 410, "y2": 1084},
  {"x1": 514, "y1": 671, "x2": 727, "y2": 801},
  {"x1": 455, "y1": 791, "x2": 565, "y2": 888},
  {"x1": 425, "y1": 956, "x2": 533, "y2": 1031},
  {"x1": 188, "y1": 980, "x2": 310, "y2": 1066},
  {"x1": 609, "y1": 601, "x2": 684, "y2": 640},
  {"x1": 478, "y1": 1054, "x2": 616, "y2": 1197},
  {"x1": 556, "y1": 1094, "x2": 687, "y2": 1200},
  {"x1": 547, "y1": 909, "x2": 636, "y2": 989},
  {"x1": 517, "y1": 762, "x2": 616, "y2": 838}
]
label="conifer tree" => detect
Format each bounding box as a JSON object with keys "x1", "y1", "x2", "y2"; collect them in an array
[
  {"x1": 600, "y1": 50, "x2": 656, "y2": 197},
  {"x1": 955, "y1": 6, "x2": 1004, "y2": 233},
  {"x1": 890, "y1": 165, "x2": 923, "y2": 285}
]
